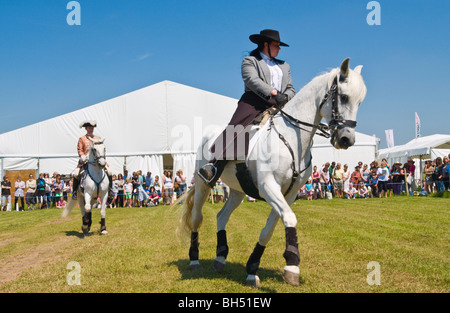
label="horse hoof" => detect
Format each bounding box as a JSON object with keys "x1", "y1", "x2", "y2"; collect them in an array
[
  {"x1": 246, "y1": 275, "x2": 260, "y2": 288},
  {"x1": 82, "y1": 226, "x2": 89, "y2": 235},
  {"x1": 101, "y1": 230, "x2": 108, "y2": 235},
  {"x1": 283, "y1": 269, "x2": 300, "y2": 286},
  {"x1": 190, "y1": 261, "x2": 200, "y2": 271},
  {"x1": 213, "y1": 259, "x2": 225, "y2": 273}
]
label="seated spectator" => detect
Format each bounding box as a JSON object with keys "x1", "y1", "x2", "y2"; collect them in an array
[
  {"x1": 148, "y1": 186, "x2": 160, "y2": 206},
  {"x1": 344, "y1": 182, "x2": 357, "y2": 199},
  {"x1": 358, "y1": 183, "x2": 369, "y2": 199},
  {"x1": 56, "y1": 196, "x2": 66, "y2": 209}
]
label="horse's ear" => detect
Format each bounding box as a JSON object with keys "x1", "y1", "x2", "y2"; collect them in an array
[
  {"x1": 340, "y1": 57, "x2": 350, "y2": 79},
  {"x1": 88, "y1": 136, "x2": 94, "y2": 143},
  {"x1": 354, "y1": 65, "x2": 363, "y2": 75},
  {"x1": 100, "y1": 137, "x2": 106, "y2": 143}
]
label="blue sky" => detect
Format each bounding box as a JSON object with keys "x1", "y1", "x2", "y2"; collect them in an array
[{"x1": 0, "y1": 0, "x2": 449, "y2": 148}]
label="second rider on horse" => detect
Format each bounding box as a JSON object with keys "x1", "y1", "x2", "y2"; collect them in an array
[{"x1": 72, "y1": 120, "x2": 113, "y2": 200}]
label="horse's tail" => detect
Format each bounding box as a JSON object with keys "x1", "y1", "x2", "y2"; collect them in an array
[
  {"x1": 176, "y1": 186, "x2": 198, "y2": 238},
  {"x1": 62, "y1": 197, "x2": 77, "y2": 218}
]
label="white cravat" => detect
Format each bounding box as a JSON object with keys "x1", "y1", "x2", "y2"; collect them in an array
[{"x1": 260, "y1": 52, "x2": 283, "y2": 92}]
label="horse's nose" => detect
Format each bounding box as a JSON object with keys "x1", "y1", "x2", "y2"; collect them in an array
[
  {"x1": 340, "y1": 136, "x2": 350, "y2": 147},
  {"x1": 338, "y1": 135, "x2": 354, "y2": 149}
]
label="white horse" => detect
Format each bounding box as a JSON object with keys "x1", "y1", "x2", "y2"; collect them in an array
[
  {"x1": 178, "y1": 58, "x2": 367, "y2": 287},
  {"x1": 63, "y1": 137, "x2": 109, "y2": 235}
]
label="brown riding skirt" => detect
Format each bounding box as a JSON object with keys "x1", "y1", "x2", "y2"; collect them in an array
[{"x1": 210, "y1": 92, "x2": 275, "y2": 161}]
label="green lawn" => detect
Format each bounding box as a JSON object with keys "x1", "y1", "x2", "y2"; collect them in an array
[{"x1": 0, "y1": 196, "x2": 448, "y2": 293}]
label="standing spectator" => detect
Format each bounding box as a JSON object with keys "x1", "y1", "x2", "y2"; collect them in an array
[
  {"x1": 109, "y1": 174, "x2": 118, "y2": 208},
  {"x1": 145, "y1": 172, "x2": 153, "y2": 189},
  {"x1": 25, "y1": 174, "x2": 37, "y2": 210},
  {"x1": 136, "y1": 170, "x2": 148, "y2": 208},
  {"x1": 403, "y1": 162, "x2": 412, "y2": 194},
  {"x1": 213, "y1": 178, "x2": 225, "y2": 203},
  {"x1": 391, "y1": 162, "x2": 403, "y2": 195},
  {"x1": 342, "y1": 164, "x2": 351, "y2": 192},
  {"x1": 328, "y1": 161, "x2": 336, "y2": 195},
  {"x1": 36, "y1": 173, "x2": 47, "y2": 209},
  {"x1": 350, "y1": 166, "x2": 362, "y2": 186},
  {"x1": 368, "y1": 169, "x2": 378, "y2": 198},
  {"x1": 320, "y1": 163, "x2": 330, "y2": 199},
  {"x1": 1, "y1": 175, "x2": 12, "y2": 211},
  {"x1": 408, "y1": 159, "x2": 416, "y2": 190},
  {"x1": 153, "y1": 175, "x2": 162, "y2": 197},
  {"x1": 442, "y1": 156, "x2": 449, "y2": 191},
  {"x1": 162, "y1": 171, "x2": 174, "y2": 205},
  {"x1": 51, "y1": 172, "x2": 58, "y2": 206},
  {"x1": 124, "y1": 178, "x2": 133, "y2": 208},
  {"x1": 175, "y1": 170, "x2": 187, "y2": 200},
  {"x1": 14, "y1": 176, "x2": 25, "y2": 211},
  {"x1": 44, "y1": 173, "x2": 52, "y2": 207},
  {"x1": 434, "y1": 157, "x2": 445, "y2": 192},
  {"x1": 377, "y1": 160, "x2": 390, "y2": 198},
  {"x1": 53, "y1": 174, "x2": 64, "y2": 202},
  {"x1": 424, "y1": 161, "x2": 434, "y2": 193},
  {"x1": 305, "y1": 178, "x2": 313, "y2": 200},
  {"x1": 332, "y1": 163, "x2": 345, "y2": 198},
  {"x1": 311, "y1": 166, "x2": 322, "y2": 199},
  {"x1": 116, "y1": 173, "x2": 125, "y2": 207},
  {"x1": 361, "y1": 164, "x2": 370, "y2": 186}
]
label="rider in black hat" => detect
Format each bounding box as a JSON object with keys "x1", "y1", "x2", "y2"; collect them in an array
[{"x1": 198, "y1": 29, "x2": 296, "y2": 187}]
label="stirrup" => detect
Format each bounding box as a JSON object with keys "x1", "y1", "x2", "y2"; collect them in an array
[{"x1": 197, "y1": 163, "x2": 217, "y2": 187}]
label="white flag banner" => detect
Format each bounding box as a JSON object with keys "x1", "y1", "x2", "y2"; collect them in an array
[
  {"x1": 385, "y1": 129, "x2": 395, "y2": 148},
  {"x1": 415, "y1": 112, "x2": 421, "y2": 138}
]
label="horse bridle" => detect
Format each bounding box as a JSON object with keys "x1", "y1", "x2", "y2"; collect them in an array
[
  {"x1": 270, "y1": 75, "x2": 358, "y2": 196},
  {"x1": 275, "y1": 75, "x2": 357, "y2": 138}
]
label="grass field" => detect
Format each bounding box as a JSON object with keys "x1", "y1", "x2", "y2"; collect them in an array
[{"x1": 0, "y1": 196, "x2": 448, "y2": 293}]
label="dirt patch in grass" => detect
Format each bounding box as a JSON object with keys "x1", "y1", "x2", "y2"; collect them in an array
[{"x1": 0, "y1": 235, "x2": 77, "y2": 288}]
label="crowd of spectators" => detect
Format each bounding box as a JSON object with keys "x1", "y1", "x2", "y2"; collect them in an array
[
  {"x1": 2, "y1": 155, "x2": 448, "y2": 210},
  {"x1": 1, "y1": 169, "x2": 189, "y2": 211},
  {"x1": 298, "y1": 155, "x2": 449, "y2": 200}
]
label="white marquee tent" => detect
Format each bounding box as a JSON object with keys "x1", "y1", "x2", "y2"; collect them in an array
[
  {"x1": 0, "y1": 80, "x2": 379, "y2": 181},
  {"x1": 379, "y1": 134, "x2": 450, "y2": 180}
]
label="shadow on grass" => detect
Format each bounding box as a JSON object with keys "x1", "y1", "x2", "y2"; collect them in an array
[
  {"x1": 168, "y1": 259, "x2": 302, "y2": 292},
  {"x1": 64, "y1": 230, "x2": 86, "y2": 239}
]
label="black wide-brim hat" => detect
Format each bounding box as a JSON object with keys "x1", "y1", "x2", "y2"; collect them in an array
[
  {"x1": 249, "y1": 29, "x2": 289, "y2": 47},
  {"x1": 79, "y1": 120, "x2": 97, "y2": 128}
]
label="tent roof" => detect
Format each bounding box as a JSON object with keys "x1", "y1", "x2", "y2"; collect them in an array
[
  {"x1": 0, "y1": 80, "x2": 238, "y2": 158},
  {"x1": 379, "y1": 134, "x2": 450, "y2": 159}
]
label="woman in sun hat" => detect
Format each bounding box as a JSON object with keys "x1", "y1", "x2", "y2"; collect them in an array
[{"x1": 198, "y1": 29, "x2": 296, "y2": 186}]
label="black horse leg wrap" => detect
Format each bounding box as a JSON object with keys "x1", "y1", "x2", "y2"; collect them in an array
[
  {"x1": 246, "y1": 242, "x2": 266, "y2": 275},
  {"x1": 82, "y1": 212, "x2": 91, "y2": 226},
  {"x1": 283, "y1": 227, "x2": 300, "y2": 266},
  {"x1": 189, "y1": 232, "x2": 199, "y2": 261},
  {"x1": 216, "y1": 230, "x2": 229, "y2": 258}
]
